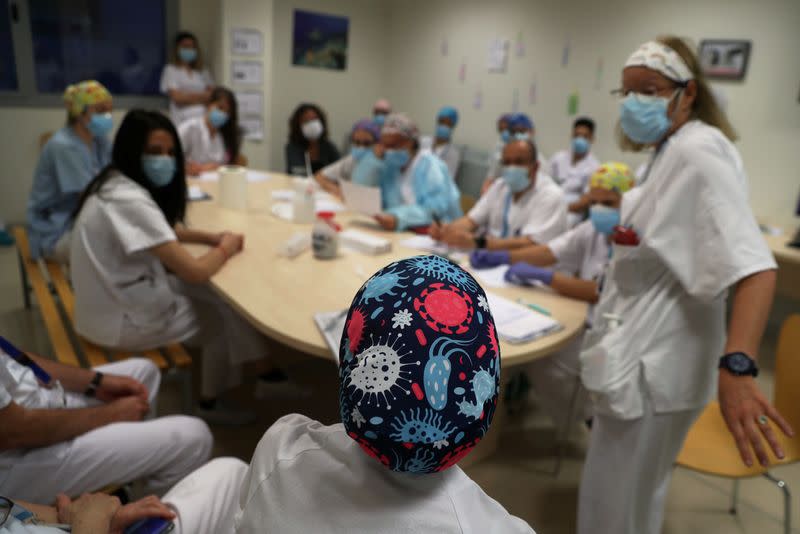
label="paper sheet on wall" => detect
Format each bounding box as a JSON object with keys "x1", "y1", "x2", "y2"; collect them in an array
[
  {"x1": 231, "y1": 28, "x2": 263, "y2": 55},
  {"x1": 568, "y1": 91, "x2": 580, "y2": 116},
  {"x1": 512, "y1": 88, "x2": 520, "y2": 112},
  {"x1": 561, "y1": 37, "x2": 571, "y2": 67},
  {"x1": 241, "y1": 117, "x2": 264, "y2": 141},
  {"x1": 594, "y1": 57, "x2": 604, "y2": 90},
  {"x1": 473, "y1": 87, "x2": 483, "y2": 110},
  {"x1": 515, "y1": 31, "x2": 525, "y2": 58},
  {"x1": 458, "y1": 60, "x2": 467, "y2": 83},
  {"x1": 340, "y1": 180, "x2": 382, "y2": 216},
  {"x1": 236, "y1": 91, "x2": 263, "y2": 116},
  {"x1": 529, "y1": 75, "x2": 538, "y2": 106},
  {"x1": 231, "y1": 61, "x2": 263, "y2": 85},
  {"x1": 440, "y1": 37, "x2": 449, "y2": 56},
  {"x1": 488, "y1": 38, "x2": 509, "y2": 73}
]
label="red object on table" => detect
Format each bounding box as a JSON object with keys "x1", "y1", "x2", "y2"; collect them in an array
[
  {"x1": 316, "y1": 211, "x2": 341, "y2": 232},
  {"x1": 409, "y1": 226, "x2": 432, "y2": 235}
]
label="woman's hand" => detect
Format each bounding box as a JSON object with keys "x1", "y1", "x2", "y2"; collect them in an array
[
  {"x1": 109, "y1": 495, "x2": 176, "y2": 534},
  {"x1": 373, "y1": 213, "x2": 397, "y2": 231},
  {"x1": 219, "y1": 232, "x2": 245, "y2": 258},
  {"x1": 95, "y1": 374, "x2": 148, "y2": 403},
  {"x1": 718, "y1": 371, "x2": 794, "y2": 467},
  {"x1": 186, "y1": 161, "x2": 203, "y2": 176},
  {"x1": 56, "y1": 493, "x2": 121, "y2": 533}
]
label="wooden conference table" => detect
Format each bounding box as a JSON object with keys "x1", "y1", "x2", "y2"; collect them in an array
[
  {"x1": 763, "y1": 231, "x2": 800, "y2": 301},
  {"x1": 187, "y1": 174, "x2": 589, "y2": 367}
]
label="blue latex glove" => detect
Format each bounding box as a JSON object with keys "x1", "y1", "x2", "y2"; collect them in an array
[
  {"x1": 469, "y1": 249, "x2": 510, "y2": 269},
  {"x1": 504, "y1": 262, "x2": 554, "y2": 286}
]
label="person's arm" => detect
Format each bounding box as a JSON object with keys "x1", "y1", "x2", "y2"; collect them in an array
[
  {"x1": 0, "y1": 397, "x2": 148, "y2": 451},
  {"x1": 718, "y1": 269, "x2": 794, "y2": 467},
  {"x1": 484, "y1": 235, "x2": 539, "y2": 250},
  {"x1": 166, "y1": 88, "x2": 211, "y2": 107},
  {"x1": 568, "y1": 193, "x2": 592, "y2": 214},
  {"x1": 174, "y1": 225, "x2": 224, "y2": 246},
  {"x1": 508, "y1": 243, "x2": 558, "y2": 265},
  {"x1": 13, "y1": 501, "x2": 58, "y2": 524},
  {"x1": 550, "y1": 272, "x2": 599, "y2": 303},
  {"x1": 314, "y1": 171, "x2": 342, "y2": 196},
  {"x1": 149, "y1": 234, "x2": 241, "y2": 285}
]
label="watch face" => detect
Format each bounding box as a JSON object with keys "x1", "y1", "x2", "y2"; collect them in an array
[{"x1": 729, "y1": 353, "x2": 752, "y2": 373}]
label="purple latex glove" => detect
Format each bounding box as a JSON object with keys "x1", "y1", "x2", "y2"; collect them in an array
[
  {"x1": 469, "y1": 249, "x2": 511, "y2": 269},
  {"x1": 504, "y1": 262, "x2": 554, "y2": 286}
]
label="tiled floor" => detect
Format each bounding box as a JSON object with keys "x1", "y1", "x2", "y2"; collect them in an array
[{"x1": 1, "y1": 244, "x2": 797, "y2": 533}]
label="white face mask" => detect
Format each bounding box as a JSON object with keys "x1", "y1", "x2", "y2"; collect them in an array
[{"x1": 301, "y1": 119, "x2": 324, "y2": 141}]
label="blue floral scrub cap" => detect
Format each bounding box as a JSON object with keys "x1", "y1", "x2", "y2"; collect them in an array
[{"x1": 339, "y1": 255, "x2": 500, "y2": 474}]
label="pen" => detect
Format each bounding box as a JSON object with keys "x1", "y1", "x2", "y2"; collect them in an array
[{"x1": 516, "y1": 298, "x2": 551, "y2": 316}]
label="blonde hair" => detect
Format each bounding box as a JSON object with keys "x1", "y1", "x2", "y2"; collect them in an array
[{"x1": 616, "y1": 35, "x2": 738, "y2": 151}]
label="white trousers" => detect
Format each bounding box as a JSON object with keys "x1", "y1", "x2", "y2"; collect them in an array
[
  {"x1": 164, "y1": 457, "x2": 248, "y2": 534},
  {"x1": 577, "y1": 394, "x2": 702, "y2": 534},
  {"x1": 526, "y1": 334, "x2": 592, "y2": 430},
  {"x1": 0, "y1": 359, "x2": 213, "y2": 503},
  {"x1": 117, "y1": 278, "x2": 270, "y2": 398}
]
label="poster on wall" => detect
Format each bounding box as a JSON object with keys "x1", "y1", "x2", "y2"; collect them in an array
[
  {"x1": 488, "y1": 38, "x2": 509, "y2": 73},
  {"x1": 292, "y1": 9, "x2": 349, "y2": 71},
  {"x1": 231, "y1": 61, "x2": 263, "y2": 85},
  {"x1": 699, "y1": 40, "x2": 751, "y2": 81},
  {"x1": 231, "y1": 28, "x2": 263, "y2": 56}
]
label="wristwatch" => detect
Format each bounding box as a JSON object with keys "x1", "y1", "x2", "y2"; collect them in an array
[
  {"x1": 474, "y1": 234, "x2": 487, "y2": 249},
  {"x1": 718, "y1": 352, "x2": 759, "y2": 377},
  {"x1": 84, "y1": 371, "x2": 104, "y2": 397}
]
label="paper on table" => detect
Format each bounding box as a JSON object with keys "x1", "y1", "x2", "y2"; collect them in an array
[
  {"x1": 196, "y1": 170, "x2": 271, "y2": 182},
  {"x1": 340, "y1": 180, "x2": 382, "y2": 216},
  {"x1": 400, "y1": 235, "x2": 451, "y2": 254},
  {"x1": 313, "y1": 310, "x2": 347, "y2": 362},
  {"x1": 471, "y1": 265, "x2": 511, "y2": 288},
  {"x1": 187, "y1": 185, "x2": 211, "y2": 201},
  {"x1": 485, "y1": 292, "x2": 562, "y2": 344}
]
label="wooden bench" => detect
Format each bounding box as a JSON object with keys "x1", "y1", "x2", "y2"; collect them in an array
[{"x1": 12, "y1": 226, "x2": 194, "y2": 412}]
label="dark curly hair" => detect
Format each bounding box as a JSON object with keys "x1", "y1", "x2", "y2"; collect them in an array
[{"x1": 288, "y1": 102, "x2": 329, "y2": 147}]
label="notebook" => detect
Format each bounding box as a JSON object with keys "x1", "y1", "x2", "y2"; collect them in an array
[
  {"x1": 485, "y1": 292, "x2": 562, "y2": 344},
  {"x1": 313, "y1": 310, "x2": 348, "y2": 363},
  {"x1": 340, "y1": 180, "x2": 382, "y2": 216}
]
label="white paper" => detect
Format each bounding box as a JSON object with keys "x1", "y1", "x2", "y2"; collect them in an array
[
  {"x1": 232, "y1": 61, "x2": 263, "y2": 85},
  {"x1": 231, "y1": 28, "x2": 263, "y2": 55},
  {"x1": 314, "y1": 310, "x2": 348, "y2": 362},
  {"x1": 196, "y1": 170, "x2": 270, "y2": 182},
  {"x1": 240, "y1": 117, "x2": 264, "y2": 141},
  {"x1": 340, "y1": 180, "x2": 382, "y2": 216},
  {"x1": 471, "y1": 265, "x2": 511, "y2": 288},
  {"x1": 488, "y1": 38, "x2": 509, "y2": 73},
  {"x1": 187, "y1": 185, "x2": 210, "y2": 201},
  {"x1": 236, "y1": 91, "x2": 263, "y2": 116},
  {"x1": 485, "y1": 292, "x2": 562, "y2": 343}
]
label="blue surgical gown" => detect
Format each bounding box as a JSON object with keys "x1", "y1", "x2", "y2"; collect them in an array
[{"x1": 26, "y1": 127, "x2": 112, "y2": 258}]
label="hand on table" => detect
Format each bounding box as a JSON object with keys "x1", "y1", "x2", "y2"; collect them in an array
[
  {"x1": 431, "y1": 223, "x2": 473, "y2": 249},
  {"x1": 718, "y1": 371, "x2": 794, "y2": 467},
  {"x1": 470, "y1": 250, "x2": 510, "y2": 269},
  {"x1": 504, "y1": 262, "x2": 554, "y2": 286},
  {"x1": 374, "y1": 213, "x2": 397, "y2": 231},
  {"x1": 96, "y1": 374, "x2": 148, "y2": 403},
  {"x1": 219, "y1": 232, "x2": 245, "y2": 258}
]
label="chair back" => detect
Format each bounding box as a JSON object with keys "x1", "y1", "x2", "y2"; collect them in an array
[{"x1": 774, "y1": 314, "x2": 800, "y2": 428}]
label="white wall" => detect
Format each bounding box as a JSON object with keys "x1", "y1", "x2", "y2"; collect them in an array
[
  {"x1": 0, "y1": 0, "x2": 220, "y2": 224},
  {"x1": 384, "y1": 0, "x2": 800, "y2": 227},
  {"x1": 265, "y1": 0, "x2": 389, "y2": 170}
]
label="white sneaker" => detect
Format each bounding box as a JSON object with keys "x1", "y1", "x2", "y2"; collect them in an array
[
  {"x1": 253, "y1": 378, "x2": 313, "y2": 400},
  {"x1": 195, "y1": 401, "x2": 257, "y2": 426}
]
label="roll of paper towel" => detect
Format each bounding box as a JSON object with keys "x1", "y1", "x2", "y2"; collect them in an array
[{"x1": 219, "y1": 165, "x2": 248, "y2": 210}]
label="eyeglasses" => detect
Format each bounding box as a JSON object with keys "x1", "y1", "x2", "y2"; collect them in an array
[
  {"x1": 0, "y1": 496, "x2": 12, "y2": 526},
  {"x1": 610, "y1": 82, "x2": 687, "y2": 100}
]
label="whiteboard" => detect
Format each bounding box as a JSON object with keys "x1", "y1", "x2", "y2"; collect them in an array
[{"x1": 231, "y1": 28, "x2": 263, "y2": 56}]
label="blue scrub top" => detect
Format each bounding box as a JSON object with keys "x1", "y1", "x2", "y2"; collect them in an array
[{"x1": 26, "y1": 126, "x2": 112, "y2": 258}]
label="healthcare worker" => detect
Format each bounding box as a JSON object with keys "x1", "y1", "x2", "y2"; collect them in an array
[
  {"x1": 480, "y1": 113, "x2": 546, "y2": 196},
  {"x1": 285, "y1": 103, "x2": 340, "y2": 176},
  {"x1": 484, "y1": 113, "x2": 513, "y2": 189},
  {"x1": 314, "y1": 119, "x2": 381, "y2": 196},
  {"x1": 236, "y1": 256, "x2": 534, "y2": 533},
  {"x1": 548, "y1": 117, "x2": 601, "y2": 227},
  {"x1": 431, "y1": 139, "x2": 565, "y2": 251},
  {"x1": 577, "y1": 38, "x2": 792, "y2": 534},
  {"x1": 371, "y1": 113, "x2": 462, "y2": 232},
  {"x1": 372, "y1": 98, "x2": 392, "y2": 127},
  {"x1": 70, "y1": 110, "x2": 293, "y2": 425},
  {"x1": 26, "y1": 80, "x2": 113, "y2": 261},
  {"x1": 179, "y1": 86, "x2": 246, "y2": 176},
  {"x1": 470, "y1": 162, "x2": 635, "y2": 429},
  {"x1": 431, "y1": 106, "x2": 462, "y2": 179},
  {"x1": 160, "y1": 31, "x2": 214, "y2": 127}
]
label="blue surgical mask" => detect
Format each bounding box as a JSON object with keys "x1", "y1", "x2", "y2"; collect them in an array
[
  {"x1": 141, "y1": 155, "x2": 176, "y2": 187},
  {"x1": 502, "y1": 165, "x2": 531, "y2": 193},
  {"x1": 87, "y1": 112, "x2": 113, "y2": 138},
  {"x1": 500, "y1": 130, "x2": 511, "y2": 143},
  {"x1": 572, "y1": 136, "x2": 590, "y2": 155},
  {"x1": 589, "y1": 205, "x2": 620, "y2": 236},
  {"x1": 178, "y1": 47, "x2": 197, "y2": 63},
  {"x1": 384, "y1": 148, "x2": 411, "y2": 169},
  {"x1": 208, "y1": 107, "x2": 229, "y2": 128},
  {"x1": 514, "y1": 132, "x2": 531, "y2": 142},
  {"x1": 351, "y1": 146, "x2": 369, "y2": 161},
  {"x1": 619, "y1": 91, "x2": 679, "y2": 144},
  {"x1": 373, "y1": 114, "x2": 386, "y2": 127},
  {"x1": 435, "y1": 124, "x2": 452, "y2": 140}
]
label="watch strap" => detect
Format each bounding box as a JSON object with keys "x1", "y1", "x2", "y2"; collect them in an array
[{"x1": 84, "y1": 371, "x2": 104, "y2": 397}]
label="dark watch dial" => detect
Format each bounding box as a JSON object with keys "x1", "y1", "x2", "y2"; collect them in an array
[{"x1": 728, "y1": 352, "x2": 752, "y2": 373}]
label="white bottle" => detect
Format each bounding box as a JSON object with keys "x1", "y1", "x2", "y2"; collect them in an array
[
  {"x1": 312, "y1": 213, "x2": 339, "y2": 259},
  {"x1": 292, "y1": 178, "x2": 315, "y2": 224}
]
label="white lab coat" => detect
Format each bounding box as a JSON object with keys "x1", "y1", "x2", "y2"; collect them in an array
[
  {"x1": 434, "y1": 142, "x2": 462, "y2": 179},
  {"x1": 160, "y1": 64, "x2": 214, "y2": 126},
  {"x1": 577, "y1": 120, "x2": 777, "y2": 534},
  {"x1": 320, "y1": 154, "x2": 357, "y2": 182},
  {"x1": 235, "y1": 414, "x2": 535, "y2": 533},
  {"x1": 548, "y1": 149, "x2": 601, "y2": 227},
  {"x1": 178, "y1": 116, "x2": 227, "y2": 164},
  {"x1": 468, "y1": 173, "x2": 566, "y2": 243}
]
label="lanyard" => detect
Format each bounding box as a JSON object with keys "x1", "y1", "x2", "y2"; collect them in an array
[
  {"x1": 501, "y1": 192, "x2": 513, "y2": 238},
  {"x1": 0, "y1": 336, "x2": 52, "y2": 385}
]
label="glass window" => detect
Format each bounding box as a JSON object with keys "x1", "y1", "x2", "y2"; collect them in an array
[
  {"x1": 0, "y1": 0, "x2": 18, "y2": 91},
  {"x1": 29, "y1": 0, "x2": 166, "y2": 95}
]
